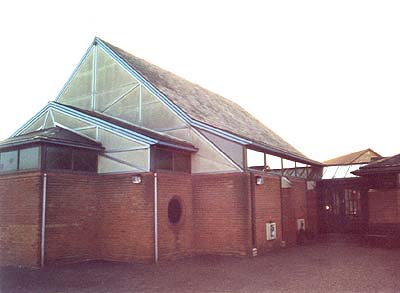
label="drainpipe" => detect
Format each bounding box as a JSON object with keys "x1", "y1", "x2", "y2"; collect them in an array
[
  {"x1": 154, "y1": 173, "x2": 158, "y2": 263},
  {"x1": 41, "y1": 173, "x2": 47, "y2": 267},
  {"x1": 249, "y1": 172, "x2": 257, "y2": 255}
]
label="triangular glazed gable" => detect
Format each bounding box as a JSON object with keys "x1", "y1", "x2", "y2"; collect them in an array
[
  {"x1": 53, "y1": 40, "x2": 241, "y2": 173},
  {"x1": 57, "y1": 44, "x2": 186, "y2": 132}
]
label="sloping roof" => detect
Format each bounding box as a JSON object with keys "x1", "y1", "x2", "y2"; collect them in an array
[
  {"x1": 98, "y1": 38, "x2": 315, "y2": 163},
  {"x1": 324, "y1": 148, "x2": 381, "y2": 165},
  {"x1": 57, "y1": 103, "x2": 197, "y2": 152},
  {"x1": 353, "y1": 154, "x2": 400, "y2": 175},
  {"x1": 0, "y1": 127, "x2": 104, "y2": 151}
]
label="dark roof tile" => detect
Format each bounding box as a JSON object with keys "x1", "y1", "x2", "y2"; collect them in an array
[{"x1": 100, "y1": 39, "x2": 310, "y2": 161}]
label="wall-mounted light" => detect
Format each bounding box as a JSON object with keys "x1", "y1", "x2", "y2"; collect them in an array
[
  {"x1": 132, "y1": 174, "x2": 142, "y2": 184},
  {"x1": 255, "y1": 176, "x2": 264, "y2": 185}
]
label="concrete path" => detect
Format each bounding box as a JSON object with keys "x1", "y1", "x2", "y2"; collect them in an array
[{"x1": 1, "y1": 237, "x2": 399, "y2": 292}]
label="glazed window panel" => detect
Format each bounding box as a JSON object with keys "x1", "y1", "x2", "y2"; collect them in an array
[
  {"x1": 345, "y1": 189, "x2": 361, "y2": 216},
  {"x1": 52, "y1": 111, "x2": 92, "y2": 130},
  {"x1": 46, "y1": 146, "x2": 72, "y2": 170},
  {"x1": 0, "y1": 150, "x2": 18, "y2": 172},
  {"x1": 156, "y1": 149, "x2": 173, "y2": 171},
  {"x1": 155, "y1": 148, "x2": 190, "y2": 173},
  {"x1": 174, "y1": 152, "x2": 191, "y2": 173},
  {"x1": 73, "y1": 150, "x2": 97, "y2": 172},
  {"x1": 95, "y1": 47, "x2": 139, "y2": 112},
  {"x1": 19, "y1": 147, "x2": 40, "y2": 170},
  {"x1": 141, "y1": 93, "x2": 185, "y2": 130},
  {"x1": 58, "y1": 49, "x2": 93, "y2": 110},
  {"x1": 103, "y1": 85, "x2": 141, "y2": 123},
  {"x1": 20, "y1": 113, "x2": 47, "y2": 135}
]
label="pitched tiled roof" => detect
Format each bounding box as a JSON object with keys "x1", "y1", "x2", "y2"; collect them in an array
[
  {"x1": 353, "y1": 154, "x2": 400, "y2": 175},
  {"x1": 0, "y1": 127, "x2": 104, "y2": 151},
  {"x1": 99, "y1": 38, "x2": 313, "y2": 163},
  {"x1": 324, "y1": 148, "x2": 382, "y2": 165},
  {"x1": 58, "y1": 103, "x2": 197, "y2": 152}
]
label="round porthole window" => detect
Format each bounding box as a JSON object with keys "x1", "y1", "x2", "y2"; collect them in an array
[{"x1": 168, "y1": 198, "x2": 182, "y2": 224}]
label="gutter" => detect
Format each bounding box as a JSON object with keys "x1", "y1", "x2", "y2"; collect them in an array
[{"x1": 41, "y1": 173, "x2": 47, "y2": 267}]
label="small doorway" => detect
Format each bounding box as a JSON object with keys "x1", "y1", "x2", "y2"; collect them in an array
[{"x1": 320, "y1": 188, "x2": 368, "y2": 233}]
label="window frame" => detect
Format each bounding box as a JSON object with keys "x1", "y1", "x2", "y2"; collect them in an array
[
  {"x1": 0, "y1": 145, "x2": 41, "y2": 174},
  {"x1": 153, "y1": 147, "x2": 191, "y2": 173},
  {"x1": 44, "y1": 144, "x2": 98, "y2": 173}
]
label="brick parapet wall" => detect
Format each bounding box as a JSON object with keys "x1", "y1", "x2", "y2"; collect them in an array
[
  {"x1": 1, "y1": 170, "x2": 320, "y2": 267},
  {"x1": 254, "y1": 174, "x2": 283, "y2": 253},
  {"x1": 281, "y1": 178, "x2": 310, "y2": 246},
  {"x1": 157, "y1": 172, "x2": 194, "y2": 260},
  {"x1": 192, "y1": 172, "x2": 252, "y2": 256},
  {"x1": 45, "y1": 172, "x2": 99, "y2": 265},
  {"x1": 95, "y1": 172, "x2": 155, "y2": 264},
  {"x1": 0, "y1": 172, "x2": 42, "y2": 267},
  {"x1": 368, "y1": 189, "x2": 400, "y2": 224}
]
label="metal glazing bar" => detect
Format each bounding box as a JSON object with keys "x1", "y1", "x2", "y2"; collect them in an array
[{"x1": 101, "y1": 83, "x2": 140, "y2": 113}]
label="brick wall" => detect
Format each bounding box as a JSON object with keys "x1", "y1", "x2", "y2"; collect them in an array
[
  {"x1": 45, "y1": 172, "x2": 98, "y2": 265},
  {"x1": 96, "y1": 173, "x2": 155, "y2": 264},
  {"x1": 1, "y1": 169, "x2": 319, "y2": 267},
  {"x1": 157, "y1": 172, "x2": 194, "y2": 260},
  {"x1": 254, "y1": 175, "x2": 283, "y2": 253},
  {"x1": 368, "y1": 189, "x2": 400, "y2": 224},
  {"x1": 306, "y1": 189, "x2": 319, "y2": 236},
  {"x1": 281, "y1": 179, "x2": 308, "y2": 246},
  {"x1": 45, "y1": 172, "x2": 156, "y2": 265},
  {"x1": 0, "y1": 172, "x2": 42, "y2": 267},
  {"x1": 192, "y1": 173, "x2": 252, "y2": 256}
]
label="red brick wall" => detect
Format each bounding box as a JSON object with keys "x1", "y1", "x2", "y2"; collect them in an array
[
  {"x1": 96, "y1": 173, "x2": 155, "y2": 264},
  {"x1": 192, "y1": 173, "x2": 252, "y2": 256},
  {"x1": 306, "y1": 189, "x2": 319, "y2": 236},
  {"x1": 254, "y1": 175, "x2": 283, "y2": 253},
  {"x1": 45, "y1": 172, "x2": 156, "y2": 265},
  {"x1": 45, "y1": 172, "x2": 98, "y2": 265},
  {"x1": 0, "y1": 172, "x2": 42, "y2": 267},
  {"x1": 157, "y1": 172, "x2": 194, "y2": 260},
  {"x1": 281, "y1": 179, "x2": 308, "y2": 246},
  {"x1": 1, "y1": 169, "x2": 319, "y2": 267},
  {"x1": 368, "y1": 189, "x2": 400, "y2": 224}
]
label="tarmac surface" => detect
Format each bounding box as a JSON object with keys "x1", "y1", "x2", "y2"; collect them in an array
[{"x1": 1, "y1": 235, "x2": 399, "y2": 293}]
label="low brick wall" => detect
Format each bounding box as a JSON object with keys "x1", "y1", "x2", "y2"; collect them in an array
[
  {"x1": 0, "y1": 172, "x2": 42, "y2": 267},
  {"x1": 192, "y1": 172, "x2": 252, "y2": 256},
  {"x1": 368, "y1": 189, "x2": 400, "y2": 224},
  {"x1": 157, "y1": 172, "x2": 194, "y2": 260},
  {"x1": 254, "y1": 175, "x2": 283, "y2": 253},
  {"x1": 1, "y1": 170, "x2": 319, "y2": 267},
  {"x1": 45, "y1": 172, "x2": 99, "y2": 265}
]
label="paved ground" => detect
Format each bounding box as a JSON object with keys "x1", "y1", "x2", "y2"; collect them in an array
[{"x1": 1, "y1": 236, "x2": 399, "y2": 293}]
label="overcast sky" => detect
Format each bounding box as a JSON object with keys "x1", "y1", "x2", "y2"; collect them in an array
[{"x1": 1, "y1": 0, "x2": 399, "y2": 162}]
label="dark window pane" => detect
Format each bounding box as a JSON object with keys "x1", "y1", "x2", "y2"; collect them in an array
[
  {"x1": 73, "y1": 150, "x2": 97, "y2": 172},
  {"x1": 19, "y1": 147, "x2": 40, "y2": 170},
  {"x1": 46, "y1": 146, "x2": 72, "y2": 170},
  {"x1": 156, "y1": 149, "x2": 173, "y2": 171},
  {"x1": 0, "y1": 150, "x2": 18, "y2": 172},
  {"x1": 174, "y1": 152, "x2": 190, "y2": 173}
]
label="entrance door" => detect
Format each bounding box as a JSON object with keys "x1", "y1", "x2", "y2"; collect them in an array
[{"x1": 321, "y1": 189, "x2": 367, "y2": 233}]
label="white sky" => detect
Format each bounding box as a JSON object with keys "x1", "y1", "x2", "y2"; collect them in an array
[{"x1": 0, "y1": 0, "x2": 399, "y2": 162}]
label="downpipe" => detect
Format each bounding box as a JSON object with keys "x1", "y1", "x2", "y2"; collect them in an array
[
  {"x1": 41, "y1": 173, "x2": 47, "y2": 267},
  {"x1": 154, "y1": 173, "x2": 158, "y2": 263}
]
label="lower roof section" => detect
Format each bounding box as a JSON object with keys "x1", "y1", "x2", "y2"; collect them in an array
[{"x1": 0, "y1": 127, "x2": 104, "y2": 151}]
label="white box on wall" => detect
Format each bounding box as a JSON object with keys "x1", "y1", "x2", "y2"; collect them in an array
[
  {"x1": 297, "y1": 219, "x2": 305, "y2": 231},
  {"x1": 266, "y1": 222, "x2": 277, "y2": 240}
]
